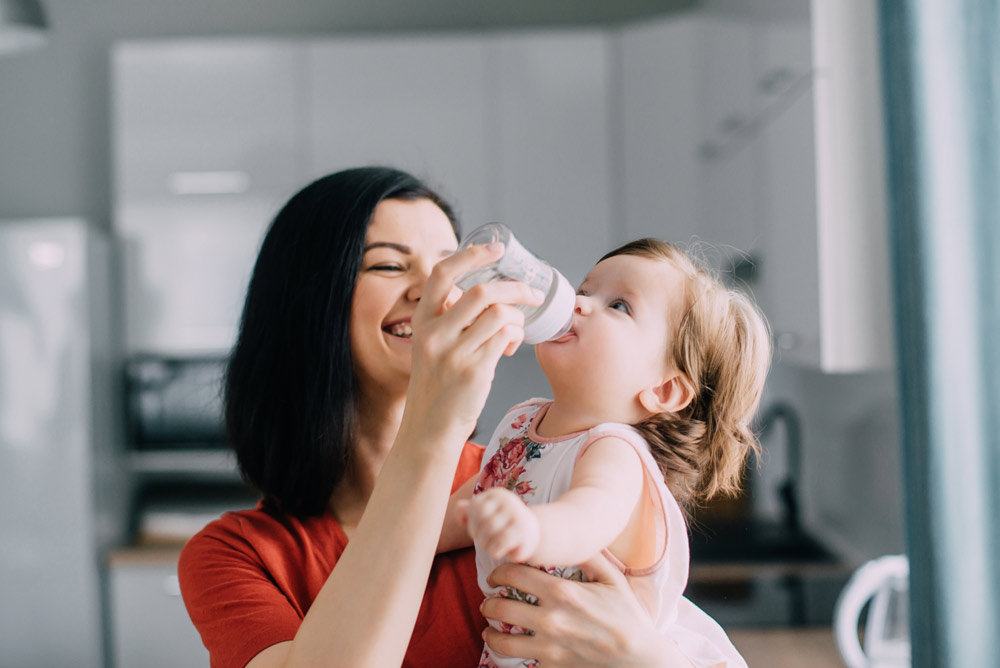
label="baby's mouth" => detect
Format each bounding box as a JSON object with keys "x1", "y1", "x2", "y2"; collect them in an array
[{"x1": 384, "y1": 320, "x2": 413, "y2": 339}]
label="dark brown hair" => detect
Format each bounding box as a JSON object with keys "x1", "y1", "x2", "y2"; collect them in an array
[{"x1": 226, "y1": 167, "x2": 458, "y2": 516}]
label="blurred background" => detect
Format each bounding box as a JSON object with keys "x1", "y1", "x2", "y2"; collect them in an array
[{"x1": 0, "y1": 0, "x2": 906, "y2": 665}]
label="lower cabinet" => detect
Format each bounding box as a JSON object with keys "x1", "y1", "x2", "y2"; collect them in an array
[{"x1": 109, "y1": 550, "x2": 210, "y2": 668}]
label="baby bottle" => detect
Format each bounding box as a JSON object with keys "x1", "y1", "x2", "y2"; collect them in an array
[{"x1": 456, "y1": 223, "x2": 575, "y2": 344}]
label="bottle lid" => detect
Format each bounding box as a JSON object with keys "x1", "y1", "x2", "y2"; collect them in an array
[{"x1": 524, "y1": 268, "x2": 575, "y2": 344}]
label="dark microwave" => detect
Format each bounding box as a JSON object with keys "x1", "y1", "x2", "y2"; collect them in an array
[{"x1": 126, "y1": 356, "x2": 228, "y2": 449}]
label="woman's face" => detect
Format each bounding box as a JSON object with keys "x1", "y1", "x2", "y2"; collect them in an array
[{"x1": 350, "y1": 197, "x2": 459, "y2": 398}]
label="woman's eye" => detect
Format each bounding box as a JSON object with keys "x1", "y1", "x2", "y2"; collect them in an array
[
  {"x1": 370, "y1": 264, "x2": 404, "y2": 272},
  {"x1": 609, "y1": 299, "x2": 630, "y2": 314}
]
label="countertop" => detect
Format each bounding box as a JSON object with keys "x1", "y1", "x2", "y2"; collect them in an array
[{"x1": 729, "y1": 628, "x2": 845, "y2": 667}]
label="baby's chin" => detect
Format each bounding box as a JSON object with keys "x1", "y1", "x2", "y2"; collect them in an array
[{"x1": 534, "y1": 342, "x2": 572, "y2": 383}]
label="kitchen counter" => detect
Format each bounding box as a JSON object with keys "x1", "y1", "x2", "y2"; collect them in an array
[{"x1": 729, "y1": 628, "x2": 844, "y2": 667}]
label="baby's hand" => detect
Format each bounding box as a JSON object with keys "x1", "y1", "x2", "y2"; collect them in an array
[{"x1": 461, "y1": 488, "x2": 540, "y2": 563}]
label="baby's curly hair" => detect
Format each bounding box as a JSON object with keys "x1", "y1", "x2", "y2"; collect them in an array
[{"x1": 600, "y1": 239, "x2": 772, "y2": 508}]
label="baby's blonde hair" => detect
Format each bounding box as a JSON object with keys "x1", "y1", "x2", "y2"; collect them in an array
[{"x1": 599, "y1": 238, "x2": 772, "y2": 507}]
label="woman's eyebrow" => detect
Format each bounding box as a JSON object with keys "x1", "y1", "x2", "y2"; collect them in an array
[{"x1": 363, "y1": 242, "x2": 411, "y2": 254}]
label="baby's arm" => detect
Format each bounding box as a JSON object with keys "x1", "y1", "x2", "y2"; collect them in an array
[
  {"x1": 466, "y1": 437, "x2": 644, "y2": 566},
  {"x1": 437, "y1": 475, "x2": 476, "y2": 553}
]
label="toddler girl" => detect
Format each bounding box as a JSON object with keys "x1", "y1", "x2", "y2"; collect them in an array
[{"x1": 451, "y1": 238, "x2": 771, "y2": 668}]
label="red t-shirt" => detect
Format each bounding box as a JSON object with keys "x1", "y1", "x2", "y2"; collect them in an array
[{"x1": 178, "y1": 442, "x2": 487, "y2": 668}]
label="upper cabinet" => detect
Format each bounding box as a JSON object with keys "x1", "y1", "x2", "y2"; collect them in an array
[
  {"x1": 304, "y1": 31, "x2": 612, "y2": 287},
  {"x1": 305, "y1": 34, "x2": 491, "y2": 227},
  {"x1": 114, "y1": 32, "x2": 610, "y2": 355},
  {"x1": 483, "y1": 31, "x2": 611, "y2": 286},
  {"x1": 113, "y1": 41, "x2": 306, "y2": 354},
  {"x1": 619, "y1": 2, "x2": 893, "y2": 373},
  {"x1": 114, "y1": 7, "x2": 891, "y2": 371}
]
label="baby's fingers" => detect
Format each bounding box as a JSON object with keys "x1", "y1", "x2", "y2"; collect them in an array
[{"x1": 456, "y1": 499, "x2": 470, "y2": 526}]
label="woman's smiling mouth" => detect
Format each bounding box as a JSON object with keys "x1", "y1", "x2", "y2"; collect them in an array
[{"x1": 383, "y1": 319, "x2": 413, "y2": 339}]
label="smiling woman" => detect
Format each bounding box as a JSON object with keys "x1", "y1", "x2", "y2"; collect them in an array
[
  {"x1": 177, "y1": 166, "x2": 682, "y2": 668},
  {"x1": 350, "y1": 199, "x2": 459, "y2": 399}
]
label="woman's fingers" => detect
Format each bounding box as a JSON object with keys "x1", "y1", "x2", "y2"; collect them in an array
[
  {"x1": 577, "y1": 552, "x2": 629, "y2": 588},
  {"x1": 417, "y1": 242, "x2": 505, "y2": 315},
  {"x1": 482, "y1": 626, "x2": 554, "y2": 664},
  {"x1": 443, "y1": 280, "x2": 543, "y2": 332},
  {"x1": 483, "y1": 558, "x2": 668, "y2": 667}
]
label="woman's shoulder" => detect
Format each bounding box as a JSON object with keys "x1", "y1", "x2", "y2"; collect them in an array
[{"x1": 180, "y1": 502, "x2": 346, "y2": 572}]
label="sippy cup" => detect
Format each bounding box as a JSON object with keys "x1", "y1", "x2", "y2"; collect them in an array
[{"x1": 455, "y1": 223, "x2": 575, "y2": 345}]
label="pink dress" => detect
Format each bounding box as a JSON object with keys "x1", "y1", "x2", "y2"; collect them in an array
[{"x1": 473, "y1": 400, "x2": 747, "y2": 668}]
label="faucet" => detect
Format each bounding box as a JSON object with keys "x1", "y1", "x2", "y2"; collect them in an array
[{"x1": 757, "y1": 401, "x2": 803, "y2": 534}]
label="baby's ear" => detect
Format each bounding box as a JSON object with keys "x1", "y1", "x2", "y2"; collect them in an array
[{"x1": 639, "y1": 374, "x2": 694, "y2": 415}]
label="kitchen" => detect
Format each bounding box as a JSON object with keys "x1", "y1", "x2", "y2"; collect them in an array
[{"x1": 0, "y1": 0, "x2": 995, "y2": 666}]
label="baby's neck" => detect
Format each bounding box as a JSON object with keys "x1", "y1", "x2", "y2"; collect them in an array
[
  {"x1": 534, "y1": 401, "x2": 606, "y2": 438},
  {"x1": 537, "y1": 393, "x2": 649, "y2": 439}
]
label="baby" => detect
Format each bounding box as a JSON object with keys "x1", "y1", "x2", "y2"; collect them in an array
[{"x1": 450, "y1": 238, "x2": 771, "y2": 668}]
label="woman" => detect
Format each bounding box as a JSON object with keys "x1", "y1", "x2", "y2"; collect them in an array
[{"x1": 179, "y1": 167, "x2": 687, "y2": 668}]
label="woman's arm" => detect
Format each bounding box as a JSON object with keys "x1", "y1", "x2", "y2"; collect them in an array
[
  {"x1": 483, "y1": 556, "x2": 696, "y2": 668},
  {"x1": 248, "y1": 244, "x2": 541, "y2": 668},
  {"x1": 466, "y1": 436, "x2": 644, "y2": 566}
]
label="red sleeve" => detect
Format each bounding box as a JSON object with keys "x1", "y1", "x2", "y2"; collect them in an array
[
  {"x1": 453, "y1": 440, "x2": 485, "y2": 492},
  {"x1": 178, "y1": 515, "x2": 306, "y2": 668}
]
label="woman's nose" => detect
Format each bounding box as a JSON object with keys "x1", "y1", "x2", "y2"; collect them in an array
[{"x1": 405, "y1": 266, "x2": 431, "y2": 302}]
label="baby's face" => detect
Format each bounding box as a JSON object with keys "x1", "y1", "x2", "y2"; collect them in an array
[{"x1": 536, "y1": 254, "x2": 687, "y2": 422}]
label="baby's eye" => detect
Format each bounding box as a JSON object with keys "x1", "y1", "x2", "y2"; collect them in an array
[{"x1": 609, "y1": 299, "x2": 631, "y2": 314}]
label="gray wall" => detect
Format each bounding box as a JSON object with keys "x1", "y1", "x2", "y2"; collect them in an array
[{"x1": 763, "y1": 365, "x2": 904, "y2": 562}]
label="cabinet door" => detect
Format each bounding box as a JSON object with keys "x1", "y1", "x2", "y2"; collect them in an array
[
  {"x1": 110, "y1": 559, "x2": 210, "y2": 668},
  {"x1": 305, "y1": 35, "x2": 490, "y2": 228},
  {"x1": 113, "y1": 40, "x2": 303, "y2": 200},
  {"x1": 695, "y1": 17, "x2": 763, "y2": 257},
  {"x1": 757, "y1": 83, "x2": 821, "y2": 364},
  {"x1": 113, "y1": 41, "x2": 303, "y2": 355},
  {"x1": 756, "y1": 7, "x2": 892, "y2": 372},
  {"x1": 619, "y1": 16, "x2": 702, "y2": 247},
  {"x1": 485, "y1": 30, "x2": 612, "y2": 286}
]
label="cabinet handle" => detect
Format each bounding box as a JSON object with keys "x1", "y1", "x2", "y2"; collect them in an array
[{"x1": 163, "y1": 574, "x2": 182, "y2": 597}]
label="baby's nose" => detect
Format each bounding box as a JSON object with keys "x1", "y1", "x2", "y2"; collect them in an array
[{"x1": 574, "y1": 295, "x2": 591, "y2": 315}]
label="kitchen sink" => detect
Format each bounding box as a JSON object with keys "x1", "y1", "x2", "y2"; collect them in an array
[
  {"x1": 688, "y1": 519, "x2": 837, "y2": 564},
  {"x1": 684, "y1": 520, "x2": 852, "y2": 627}
]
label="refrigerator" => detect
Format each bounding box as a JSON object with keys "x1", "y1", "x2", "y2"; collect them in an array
[{"x1": 0, "y1": 217, "x2": 128, "y2": 667}]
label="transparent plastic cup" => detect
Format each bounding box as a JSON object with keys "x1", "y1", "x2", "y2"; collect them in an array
[{"x1": 456, "y1": 223, "x2": 575, "y2": 344}]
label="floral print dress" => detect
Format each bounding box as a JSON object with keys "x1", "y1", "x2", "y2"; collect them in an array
[{"x1": 472, "y1": 399, "x2": 747, "y2": 668}]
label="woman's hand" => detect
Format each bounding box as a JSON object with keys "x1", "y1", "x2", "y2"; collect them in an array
[
  {"x1": 482, "y1": 554, "x2": 687, "y2": 668},
  {"x1": 402, "y1": 243, "x2": 543, "y2": 442}
]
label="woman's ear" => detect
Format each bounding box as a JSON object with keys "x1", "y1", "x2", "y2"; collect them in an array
[{"x1": 639, "y1": 374, "x2": 695, "y2": 415}]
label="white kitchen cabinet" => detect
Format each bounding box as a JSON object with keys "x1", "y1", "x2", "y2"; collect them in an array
[
  {"x1": 109, "y1": 551, "x2": 209, "y2": 668},
  {"x1": 114, "y1": 31, "x2": 617, "y2": 358},
  {"x1": 113, "y1": 40, "x2": 303, "y2": 200},
  {"x1": 484, "y1": 31, "x2": 612, "y2": 285},
  {"x1": 753, "y1": 4, "x2": 892, "y2": 372},
  {"x1": 113, "y1": 40, "x2": 305, "y2": 355},
  {"x1": 686, "y1": 4, "x2": 892, "y2": 372},
  {"x1": 305, "y1": 34, "x2": 491, "y2": 228},
  {"x1": 618, "y1": 15, "x2": 702, "y2": 246}
]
